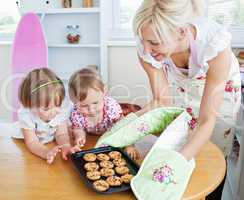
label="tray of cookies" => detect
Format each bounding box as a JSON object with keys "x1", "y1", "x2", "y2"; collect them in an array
[{"x1": 71, "y1": 146, "x2": 139, "y2": 194}]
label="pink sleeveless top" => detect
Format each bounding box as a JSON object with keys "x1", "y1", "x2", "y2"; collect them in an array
[{"x1": 70, "y1": 96, "x2": 123, "y2": 134}]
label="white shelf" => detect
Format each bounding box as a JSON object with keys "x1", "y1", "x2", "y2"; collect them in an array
[
  {"x1": 18, "y1": 0, "x2": 108, "y2": 83},
  {"x1": 48, "y1": 44, "x2": 100, "y2": 48},
  {"x1": 0, "y1": 41, "x2": 12, "y2": 46},
  {"x1": 22, "y1": 8, "x2": 100, "y2": 14}
]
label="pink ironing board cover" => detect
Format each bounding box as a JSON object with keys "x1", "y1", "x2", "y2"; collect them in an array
[{"x1": 11, "y1": 12, "x2": 48, "y2": 121}]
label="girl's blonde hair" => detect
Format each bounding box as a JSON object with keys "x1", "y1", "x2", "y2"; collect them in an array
[
  {"x1": 68, "y1": 67, "x2": 104, "y2": 102},
  {"x1": 19, "y1": 68, "x2": 65, "y2": 108},
  {"x1": 133, "y1": 0, "x2": 204, "y2": 43}
]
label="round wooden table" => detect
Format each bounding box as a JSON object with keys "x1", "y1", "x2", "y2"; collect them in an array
[
  {"x1": 0, "y1": 125, "x2": 226, "y2": 200},
  {"x1": 183, "y1": 142, "x2": 226, "y2": 200}
]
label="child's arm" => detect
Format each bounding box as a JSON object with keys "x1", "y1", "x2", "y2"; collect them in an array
[
  {"x1": 22, "y1": 129, "x2": 60, "y2": 164},
  {"x1": 55, "y1": 121, "x2": 80, "y2": 160},
  {"x1": 73, "y1": 127, "x2": 86, "y2": 147},
  {"x1": 70, "y1": 108, "x2": 87, "y2": 147}
]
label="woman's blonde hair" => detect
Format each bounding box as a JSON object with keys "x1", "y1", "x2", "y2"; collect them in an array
[
  {"x1": 19, "y1": 68, "x2": 65, "y2": 108},
  {"x1": 68, "y1": 67, "x2": 104, "y2": 102},
  {"x1": 133, "y1": 0, "x2": 204, "y2": 43}
]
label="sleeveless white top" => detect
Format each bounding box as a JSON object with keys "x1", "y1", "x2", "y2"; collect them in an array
[{"x1": 12, "y1": 98, "x2": 73, "y2": 144}]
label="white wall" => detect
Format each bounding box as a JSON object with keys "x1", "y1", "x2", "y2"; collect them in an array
[
  {"x1": 108, "y1": 46, "x2": 151, "y2": 106},
  {"x1": 0, "y1": 45, "x2": 12, "y2": 122},
  {"x1": 1, "y1": 43, "x2": 243, "y2": 122},
  {"x1": 0, "y1": 44, "x2": 152, "y2": 122}
]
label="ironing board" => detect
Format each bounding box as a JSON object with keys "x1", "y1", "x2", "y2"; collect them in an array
[{"x1": 11, "y1": 12, "x2": 48, "y2": 121}]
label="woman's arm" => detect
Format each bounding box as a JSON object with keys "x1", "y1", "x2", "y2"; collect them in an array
[
  {"x1": 180, "y1": 47, "x2": 231, "y2": 160},
  {"x1": 136, "y1": 56, "x2": 173, "y2": 116}
]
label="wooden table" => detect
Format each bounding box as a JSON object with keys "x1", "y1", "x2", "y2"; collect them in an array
[{"x1": 0, "y1": 125, "x2": 226, "y2": 200}]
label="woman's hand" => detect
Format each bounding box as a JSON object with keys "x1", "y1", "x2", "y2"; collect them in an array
[{"x1": 124, "y1": 145, "x2": 140, "y2": 160}]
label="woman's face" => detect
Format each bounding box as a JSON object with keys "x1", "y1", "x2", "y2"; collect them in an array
[{"x1": 140, "y1": 24, "x2": 181, "y2": 62}]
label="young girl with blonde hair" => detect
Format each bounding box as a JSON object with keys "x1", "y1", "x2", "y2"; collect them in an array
[
  {"x1": 69, "y1": 68, "x2": 139, "y2": 159},
  {"x1": 13, "y1": 68, "x2": 79, "y2": 164}
]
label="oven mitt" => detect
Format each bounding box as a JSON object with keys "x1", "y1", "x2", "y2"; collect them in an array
[
  {"x1": 95, "y1": 107, "x2": 184, "y2": 148},
  {"x1": 131, "y1": 110, "x2": 195, "y2": 200},
  {"x1": 130, "y1": 149, "x2": 195, "y2": 200}
]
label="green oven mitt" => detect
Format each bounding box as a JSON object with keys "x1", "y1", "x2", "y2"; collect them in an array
[
  {"x1": 95, "y1": 107, "x2": 184, "y2": 148},
  {"x1": 131, "y1": 149, "x2": 195, "y2": 200},
  {"x1": 96, "y1": 107, "x2": 194, "y2": 199},
  {"x1": 130, "y1": 109, "x2": 195, "y2": 200}
]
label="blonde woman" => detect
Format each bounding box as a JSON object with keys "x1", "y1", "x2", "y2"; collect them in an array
[{"x1": 133, "y1": 0, "x2": 241, "y2": 163}]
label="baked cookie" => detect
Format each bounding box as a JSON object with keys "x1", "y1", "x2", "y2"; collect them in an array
[
  {"x1": 113, "y1": 158, "x2": 126, "y2": 167},
  {"x1": 115, "y1": 166, "x2": 130, "y2": 175},
  {"x1": 93, "y1": 180, "x2": 110, "y2": 192},
  {"x1": 121, "y1": 174, "x2": 134, "y2": 184},
  {"x1": 100, "y1": 161, "x2": 114, "y2": 169},
  {"x1": 86, "y1": 171, "x2": 101, "y2": 181},
  {"x1": 83, "y1": 153, "x2": 96, "y2": 162},
  {"x1": 84, "y1": 162, "x2": 99, "y2": 171},
  {"x1": 108, "y1": 151, "x2": 122, "y2": 160},
  {"x1": 106, "y1": 176, "x2": 122, "y2": 186},
  {"x1": 97, "y1": 153, "x2": 110, "y2": 161},
  {"x1": 100, "y1": 168, "x2": 115, "y2": 177}
]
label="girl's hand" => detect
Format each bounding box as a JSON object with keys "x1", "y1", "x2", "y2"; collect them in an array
[
  {"x1": 124, "y1": 145, "x2": 140, "y2": 160},
  {"x1": 75, "y1": 134, "x2": 86, "y2": 147},
  {"x1": 46, "y1": 146, "x2": 61, "y2": 164},
  {"x1": 70, "y1": 145, "x2": 81, "y2": 153},
  {"x1": 60, "y1": 144, "x2": 81, "y2": 160}
]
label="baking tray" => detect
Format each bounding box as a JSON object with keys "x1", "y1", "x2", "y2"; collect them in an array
[{"x1": 71, "y1": 146, "x2": 140, "y2": 194}]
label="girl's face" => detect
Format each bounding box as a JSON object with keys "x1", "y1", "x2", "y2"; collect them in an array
[
  {"x1": 77, "y1": 88, "x2": 104, "y2": 117},
  {"x1": 32, "y1": 102, "x2": 61, "y2": 122},
  {"x1": 140, "y1": 24, "x2": 184, "y2": 62}
]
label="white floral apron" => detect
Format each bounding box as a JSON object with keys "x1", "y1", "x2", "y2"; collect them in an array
[{"x1": 162, "y1": 30, "x2": 241, "y2": 156}]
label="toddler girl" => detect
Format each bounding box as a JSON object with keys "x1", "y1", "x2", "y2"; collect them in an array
[
  {"x1": 13, "y1": 68, "x2": 79, "y2": 164},
  {"x1": 69, "y1": 68, "x2": 139, "y2": 159}
]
